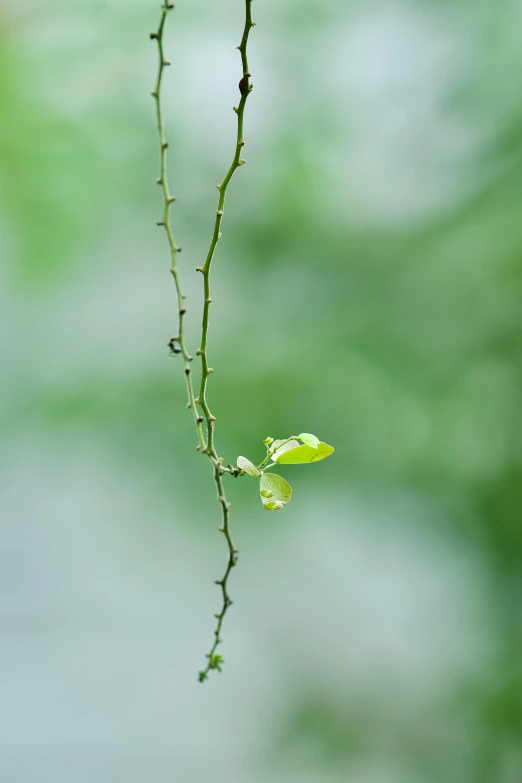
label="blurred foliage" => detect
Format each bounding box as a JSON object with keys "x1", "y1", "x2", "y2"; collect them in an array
[{"x1": 1, "y1": 0, "x2": 521, "y2": 780}]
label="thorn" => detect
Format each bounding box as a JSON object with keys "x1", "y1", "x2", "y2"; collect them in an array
[
  {"x1": 215, "y1": 580, "x2": 223, "y2": 586},
  {"x1": 176, "y1": 246, "x2": 183, "y2": 253},
  {"x1": 209, "y1": 415, "x2": 216, "y2": 422},
  {"x1": 233, "y1": 106, "x2": 238, "y2": 114},
  {"x1": 163, "y1": 60, "x2": 171, "y2": 66},
  {"x1": 187, "y1": 403, "x2": 191, "y2": 409},
  {"x1": 185, "y1": 368, "x2": 190, "y2": 375},
  {"x1": 195, "y1": 266, "x2": 203, "y2": 272},
  {"x1": 239, "y1": 141, "x2": 245, "y2": 147},
  {"x1": 151, "y1": 91, "x2": 158, "y2": 98},
  {"x1": 161, "y1": 141, "x2": 168, "y2": 150},
  {"x1": 216, "y1": 184, "x2": 221, "y2": 190},
  {"x1": 156, "y1": 220, "x2": 164, "y2": 226},
  {"x1": 150, "y1": 32, "x2": 158, "y2": 40},
  {"x1": 238, "y1": 159, "x2": 245, "y2": 166},
  {"x1": 206, "y1": 298, "x2": 213, "y2": 304},
  {"x1": 217, "y1": 210, "x2": 224, "y2": 217},
  {"x1": 208, "y1": 368, "x2": 214, "y2": 374},
  {"x1": 218, "y1": 232, "x2": 222, "y2": 240},
  {"x1": 167, "y1": 195, "x2": 176, "y2": 204},
  {"x1": 156, "y1": 177, "x2": 162, "y2": 185},
  {"x1": 197, "y1": 416, "x2": 204, "y2": 423},
  {"x1": 196, "y1": 349, "x2": 202, "y2": 356},
  {"x1": 179, "y1": 308, "x2": 186, "y2": 315},
  {"x1": 196, "y1": 446, "x2": 201, "y2": 451}
]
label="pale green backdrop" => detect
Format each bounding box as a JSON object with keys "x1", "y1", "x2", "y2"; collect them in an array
[{"x1": 1, "y1": 1, "x2": 521, "y2": 781}]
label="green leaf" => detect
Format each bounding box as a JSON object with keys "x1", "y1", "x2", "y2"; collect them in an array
[
  {"x1": 270, "y1": 439, "x2": 301, "y2": 460},
  {"x1": 237, "y1": 456, "x2": 262, "y2": 477},
  {"x1": 259, "y1": 472, "x2": 292, "y2": 511},
  {"x1": 272, "y1": 441, "x2": 334, "y2": 464},
  {"x1": 297, "y1": 432, "x2": 320, "y2": 449}
]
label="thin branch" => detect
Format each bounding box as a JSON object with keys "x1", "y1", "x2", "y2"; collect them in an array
[
  {"x1": 151, "y1": 0, "x2": 255, "y2": 683},
  {"x1": 196, "y1": 0, "x2": 256, "y2": 683},
  {"x1": 150, "y1": 2, "x2": 206, "y2": 453}
]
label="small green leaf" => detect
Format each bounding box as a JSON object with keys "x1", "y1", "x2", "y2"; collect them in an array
[
  {"x1": 272, "y1": 441, "x2": 334, "y2": 464},
  {"x1": 270, "y1": 439, "x2": 301, "y2": 460},
  {"x1": 259, "y1": 472, "x2": 292, "y2": 511},
  {"x1": 297, "y1": 433, "x2": 320, "y2": 449},
  {"x1": 237, "y1": 456, "x2": 262, "y2": 477},
  {"x1": 208, "y1": 653, "x2": 224, "y2": 670}
]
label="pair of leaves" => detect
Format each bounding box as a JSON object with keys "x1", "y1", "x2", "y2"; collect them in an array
[
  {"x1": 237, "y1": 433, "x2": 334, "y2": 512},
  {"x1": 271, "y1": 435, "x2": 334, "y2": 464}
]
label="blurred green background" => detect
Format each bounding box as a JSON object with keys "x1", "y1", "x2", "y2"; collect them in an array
[{"x1": 1, "y1": 0, "x2": 521, "y2": 780}]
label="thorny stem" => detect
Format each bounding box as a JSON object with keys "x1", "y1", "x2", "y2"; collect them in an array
[
  {"x1": 150, "y1": 1, "x2": 206, "y2": 454},
  {"x1": 151, "y1": 0, "x2": 255, "y2": 682},
  {"x1": 196, "y1": 0, "x2": 256, "y2": 684}
]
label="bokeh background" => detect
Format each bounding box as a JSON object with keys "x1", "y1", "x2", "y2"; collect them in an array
[{"x1": 1, "y1": 0, "x2": 521, "y2": 780}]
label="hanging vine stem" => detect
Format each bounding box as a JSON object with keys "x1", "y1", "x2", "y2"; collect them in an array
[
  {"x1": 150, "y1": 1, "x2": 206, "y2": 456},
  {"x1": 150, "y1": 0, "x2": 255, "y2": 682},
  {"x1": 194, "y1": 0, "x2": 255, "y2": 682}
]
